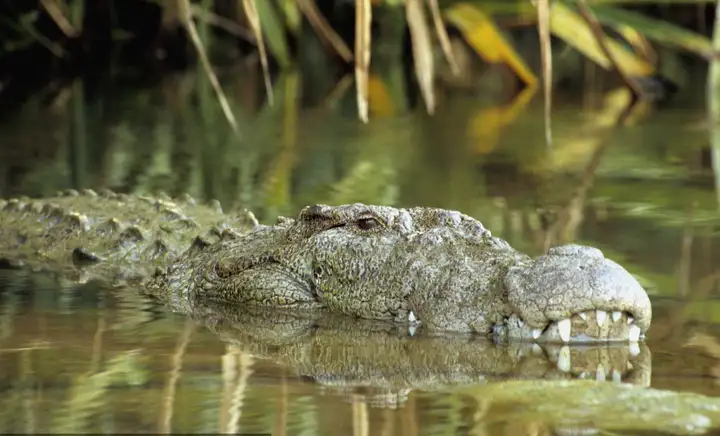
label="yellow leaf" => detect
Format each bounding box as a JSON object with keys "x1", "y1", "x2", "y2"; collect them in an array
[
  {"x1": 616, "y1": 24, "x2": 657, "y2": 64},
  {"x1": 444, "y1": 3, "x2": 537, "y2": 88},
  {"x1": 525, "y1": 87, "x2": 652, "y2": 175},
  {"x1": 591, "y1": 5, "x2": 712, "y2": 59},
  {"x1": 550, "y1": 3, "x2": 655, "y2": 78},
  {"x1": 367, "y1": 75, "x2": 395, "y2": 117},
  {"x1": 468, "y1": 85, "x2": 536, "y2": 155}
]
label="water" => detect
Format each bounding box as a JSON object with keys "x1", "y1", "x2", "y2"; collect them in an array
[{"x1": 1, "y1": 64, "x2": 720, "y2": 434}]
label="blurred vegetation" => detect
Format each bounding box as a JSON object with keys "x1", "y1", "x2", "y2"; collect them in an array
[{"x1": 0, "y1": 0, "x2": 719, "y2": 125}]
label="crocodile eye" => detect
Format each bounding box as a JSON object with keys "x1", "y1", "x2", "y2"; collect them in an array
[{"x1": 357, "y1": 217, "x2": 380, "y2": 230}]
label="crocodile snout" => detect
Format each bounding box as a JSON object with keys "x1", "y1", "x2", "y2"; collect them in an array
[{"x1": 503, "y1": 244, "x2": 652, "y2": 343}]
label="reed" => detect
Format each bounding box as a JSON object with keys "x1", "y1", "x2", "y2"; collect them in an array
[{"x1": 0, "y1": 0, "x2": 717, "y2": 127}]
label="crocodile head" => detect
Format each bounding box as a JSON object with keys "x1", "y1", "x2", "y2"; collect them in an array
[{"x1": 151, "y1": 203, "x2": 651, "y2": 344}]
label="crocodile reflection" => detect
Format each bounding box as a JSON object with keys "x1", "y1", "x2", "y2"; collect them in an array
[
  {"x1": 186, "y1": 303, "x2": 720, "y2": 435},
  {"x1": 186, "y1": 300, "x2": 652, "y2": 408}
]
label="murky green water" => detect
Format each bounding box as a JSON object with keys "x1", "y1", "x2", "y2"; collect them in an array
[{"x1": 1, "y1": 65, "x2": 720, "y2": 434}]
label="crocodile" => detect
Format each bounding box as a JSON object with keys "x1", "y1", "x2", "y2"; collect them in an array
[{"x1": 0, "y1": 190, "x2": 652, "y2": 344}]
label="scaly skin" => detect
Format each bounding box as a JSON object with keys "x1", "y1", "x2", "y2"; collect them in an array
[
  {"x1": 148, "y1": 203, "x2": 651, "y2": 344},
  {"x1": 0, "y1": 193, "x2": 652, "y2": 343},
  {"x1": 0, "y1": 189, "x2": 258, "y2": 283}
]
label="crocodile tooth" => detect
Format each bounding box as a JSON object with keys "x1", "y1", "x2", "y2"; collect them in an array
[
  {"x1": 611, "y1": 311, "x2": 622, "y2": 322},
  {"x1": 557, "y1": 346, "x2": 571, "y2": 372},
  {"x1": 557, "y1": 318, "x2": 571, "y2": 343},
  {"x1": 627, "y1": 362, "x2": 634, "y2": 370},
  {"x1": 612, "y1": 369, "x2": 622, "y2": 383},
  {"x1": 578, "y1": 312, "x2": 587, "y2": 321},
  {"x1": 596, "y1": 364, "x2": 606, "y2": 381},
  {"x1": 517, "y1": 319, "x2": 524, "y2": 327},
  {"x1": 596, "y1": 310, "x2": 607, "y2": 326},
  {"x1": 629, "y1": 342, "x2": 640, "y2": 356},
  {"x1": 408, "y1": 311, "x2": 417, "y2": 323},
  {"x1": 628, "y1": 324, "x2": 641, "y2": 342},
  {"x1": 627, "y1": 315, "x2": 634, "y2": 325},
  {"x1": 531, "y1": 344, "x2": 543, "y2": 355},
  {"x1": 532, "y1": 328, "x2": 543, "y2": 340},
  {"x1": 81, "y1": 188, "x2": 98, "y2": 197},
  {"x1": 408, "y1": 325, "x2": 417, "y2": 336}
]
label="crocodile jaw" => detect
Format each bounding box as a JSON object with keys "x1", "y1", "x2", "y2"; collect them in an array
[{"x1": 502, "y1": 244, "x2": 651, "y2": 344}]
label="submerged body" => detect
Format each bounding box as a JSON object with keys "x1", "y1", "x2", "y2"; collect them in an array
[{"x1": 0, "y1": 191, "x2": 652, "y2": 343}]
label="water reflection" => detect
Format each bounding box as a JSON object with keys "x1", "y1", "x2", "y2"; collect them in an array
[{"x1": 190, "y1": 300, "x2": 652, "y2": 389}]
